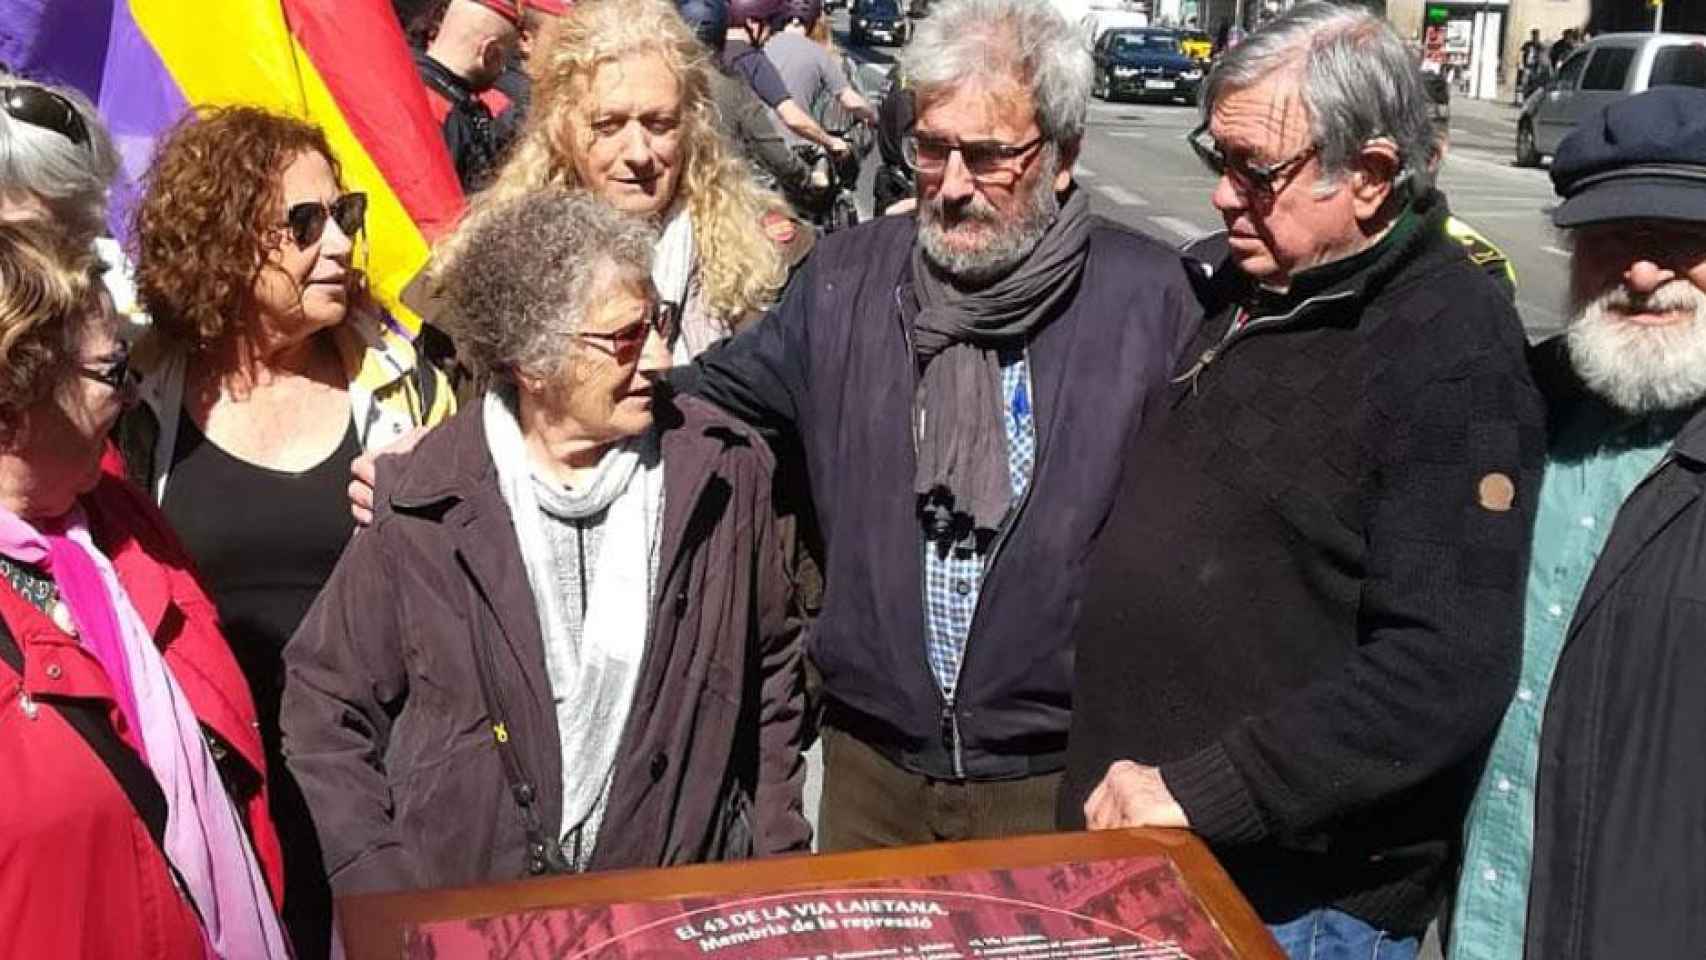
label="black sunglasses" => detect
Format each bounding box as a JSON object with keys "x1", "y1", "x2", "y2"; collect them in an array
[
  {"x1": 78, "y1": 342, "x2": 133, "y2": 392},
  {"x1": 576, "y1": 300, "x2": 680, "y2": 363},
  {"x1": 1, "y1": 84, "x2": 91, "y2": 151},
  {"x1": 1187, "y1": 123, "x2": 1316, "y2": 199},
  {"x1": 283, "y1": 192, "x2": 367, "y2": 248}
]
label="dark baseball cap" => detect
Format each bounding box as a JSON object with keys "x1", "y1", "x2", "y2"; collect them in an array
[{"x1": 1550, "y1": 86, "x2": 1706, "y2": 229}]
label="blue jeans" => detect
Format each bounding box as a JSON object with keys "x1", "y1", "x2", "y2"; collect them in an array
[{"x1": 1268, "y1": 909, "x2": 1420, "y2": 960}]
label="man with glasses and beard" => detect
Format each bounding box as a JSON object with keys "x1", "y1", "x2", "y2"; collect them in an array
[
  {"x1": 673, "y1": 0, "x2": 1196, "y2": 849},
  {"x1": 1058, "y1": 5, "x2": 1544, "y2": 958},
  {"x1": 1453, "y1": 87, "x2": 1706, "y2": 960}
]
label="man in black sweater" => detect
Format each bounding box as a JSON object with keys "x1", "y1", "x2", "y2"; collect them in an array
[{"x1": 1058, "y1": 5, "x2": 1544, "y2": 959}]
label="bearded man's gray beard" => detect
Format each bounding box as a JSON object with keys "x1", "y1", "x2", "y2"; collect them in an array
[
  {"x1": 917, "y1": 149, "x2": 1060, "y2": 287},
  {"x1": 1567, "y1": 279, "x2": 1706, "y2": 415}
]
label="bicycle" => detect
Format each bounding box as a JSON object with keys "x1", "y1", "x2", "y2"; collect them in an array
[{"x1": 793, "y1": 122, "x2": 869, "y2": 233}]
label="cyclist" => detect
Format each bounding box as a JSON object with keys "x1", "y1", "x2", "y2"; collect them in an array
[
  {"x1": 724, "y1": 0, "x2": 852, "y2": 159},
  {"x1": 764, "y1": 0, "x2": 878, "y2": 146},
  {"x1": 680, "y1": 0, "x2": 823, "y2": 211}
]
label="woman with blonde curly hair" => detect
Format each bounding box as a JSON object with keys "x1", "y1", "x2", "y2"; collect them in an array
[
  {"x1": 116, "y1": 105, "x2": 453, "y2": 959},
  {"x1": 463, "y1": 0, "x2": 807, "y2": 359}
]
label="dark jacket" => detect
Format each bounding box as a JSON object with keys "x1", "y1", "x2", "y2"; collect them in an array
[
  {"x1": 674, "y1": 210, "x2": 1199, "y2": 781},
  {"x1": 710, "y1": 67, "x2": 815, "y2": 208},
  {"x1": 1059, "y1": 193, "x2": 1546, "y2": 935},
  {"x1": 1524, "y1": 339, "x2": 1706, "y2": 959},
  {"x1": 415, "y1": 50, "x2": 502, "y2": 194},
  {"x1": 279, "y1": 396, "x2": 809, "y2": 895}
]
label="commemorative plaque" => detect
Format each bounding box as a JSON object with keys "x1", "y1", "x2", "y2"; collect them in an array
[{"x1": 337, "y1": 829, "x2": 1283, "y2": 959}]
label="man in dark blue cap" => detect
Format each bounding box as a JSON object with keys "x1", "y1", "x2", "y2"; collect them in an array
[{"x1": 1452, "y1": 85, "x2": 1706, "y2": 960}]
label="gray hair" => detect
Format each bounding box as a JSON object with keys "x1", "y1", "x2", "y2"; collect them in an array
[
  {"x1": 1203, "y1": 2, "x2": 1436, "y2": 198},
  {"x1": 901, "y1": 0, "x2": 1093, "y2": 147},
  {"x1": 435, "y1": 188, "x2": 657, "y2": 380},
  {"x1": 0, "y1": 74, "x2": 121, "y2": 244}
]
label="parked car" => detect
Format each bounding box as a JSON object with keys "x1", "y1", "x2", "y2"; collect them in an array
[
  {"x1": 1177, "y1": 29, "x2": 1212, "y2": 64},
  {"x1": 1517, "y1": 32, "x2": 1706, "y2": 166},
  {"x1": 1091, "y1": 28, "x2": 1202, "y2": 105},
  {"x1": 850, "y1": 0, "x2": 910, "y2": 45}
]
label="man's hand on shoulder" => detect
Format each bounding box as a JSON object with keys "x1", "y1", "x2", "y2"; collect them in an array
[
  {"x1": 1085, "y1": 760, "x2": 1190, "y2": 830},
  {"x1": 349, "y1": 425, "x2": 430, "y2": 527}
]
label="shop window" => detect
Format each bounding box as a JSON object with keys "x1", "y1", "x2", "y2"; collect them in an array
[
  {"x1": 1651, "y1": 45, "x2": 1706, "y2": 89},
  {"x1": 1581, "y1": 46, "x2": 1635, "y2": 91}
]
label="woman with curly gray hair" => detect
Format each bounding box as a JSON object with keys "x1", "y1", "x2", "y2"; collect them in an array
[{"x1": 282, "y1": 187, "x2": 808, "y2": 895}]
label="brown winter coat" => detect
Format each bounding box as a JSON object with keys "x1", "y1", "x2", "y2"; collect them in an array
[{"x1": 279, "y1": 396, "x2": 808, "y2": 895}]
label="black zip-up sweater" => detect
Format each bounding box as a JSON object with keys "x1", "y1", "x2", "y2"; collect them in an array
[{"x1": 1058, "y1": 195, "x2": 1546, "y2": 934}]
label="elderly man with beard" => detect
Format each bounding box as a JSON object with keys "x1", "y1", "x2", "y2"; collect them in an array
[
  {"x1": 673, "y1": 0, "x2": 1196, "y2": 849},
  {"x1": 1058, "y1": 5, "x2": 1545, "y2": 958},
  {"x1": 1450, "y1": 87, "x2": 1706, "y2": 960}
]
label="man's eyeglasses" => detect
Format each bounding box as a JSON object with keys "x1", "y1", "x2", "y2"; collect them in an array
[
  {"x1": 78, "y1": 343, "x2": 133, "y2": 392},
  {"x1": 282, "y1": 193, "x2": 367, "y2": 248},
  {"x1": 1187, "y1": 123, "x2": 1317, "y2": 200},
  {"x1": 901, "y1": 132, "x2": 1046, "y2": 183},
  {"x1": 576, "y1": 300, "x2": 679, "y2": 363},
  {"x1": 1, "y1": 84, "x2": 91, "y2": 151}
]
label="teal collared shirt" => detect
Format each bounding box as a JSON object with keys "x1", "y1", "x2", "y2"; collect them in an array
[{"x1": 1450, "y1": 404, "x2": 1683, "y2": 960}]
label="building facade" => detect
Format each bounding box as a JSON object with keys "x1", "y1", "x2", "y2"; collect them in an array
[{"x1": 1387, "y1": 0, "x2": 1589, "y2": 99}]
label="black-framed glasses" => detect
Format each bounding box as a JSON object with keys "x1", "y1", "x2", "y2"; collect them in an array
[
  {"x1": 901, "y1": 132, "x2": 1046, "y2": 182},
  {"x1": 576, "y1": 300, "x2": 680, "y2": 363},
  {"x1": 77, "y1": 342, "x2": 132, "y2": 391},
  {"x1": 1187, "y1": 123, "x2": 1316, "y2": 200},
  {"x1": 1, "y1": 84, "x2": 91, "y2": 151},
  {"x1": 282, "y1": 192, "x2": 367, "y2": 248}
]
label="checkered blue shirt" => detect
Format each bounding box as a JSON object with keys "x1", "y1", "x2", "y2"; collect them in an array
[{"x1": 924, "y1": 350, "x2": 1036, "y2": 698}]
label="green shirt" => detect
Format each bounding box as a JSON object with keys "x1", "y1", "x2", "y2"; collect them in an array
[{"x1": 1450, "y1": 404, "x2": 1681, "y2": 960}]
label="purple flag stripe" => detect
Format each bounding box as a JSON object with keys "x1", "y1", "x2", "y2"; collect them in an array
[{"x1": 99, "y1": 2, "x2": 193, "y2": 245}]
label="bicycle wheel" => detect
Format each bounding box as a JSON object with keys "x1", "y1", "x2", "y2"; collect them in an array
[{"x1": 831, "y1": 193, "x2": 860, "y2": 232}]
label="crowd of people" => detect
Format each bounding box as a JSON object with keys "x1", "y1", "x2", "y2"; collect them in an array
[{"x1": 1, "y1": 0, "x2": 1704, "y2": 958}]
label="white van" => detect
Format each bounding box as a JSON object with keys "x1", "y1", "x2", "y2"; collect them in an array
[{"x1": 1517, "y1": 33, "x2": 1706, "y2": 166}]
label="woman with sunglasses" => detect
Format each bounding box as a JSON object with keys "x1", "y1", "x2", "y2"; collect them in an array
[
  {"x1": 115, "y1": 105, "x2": 454, "y2": 959},
  {"x1": 282, "y1": 187, "x2": 808, "y2": 897},
  {"x1": 0, "y1": 221, "x2": 290, "y2": 959}
]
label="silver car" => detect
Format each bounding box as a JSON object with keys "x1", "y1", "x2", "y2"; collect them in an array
[{"x1": 1517, "y1": 32, "x2": 1706, "y2": 166}]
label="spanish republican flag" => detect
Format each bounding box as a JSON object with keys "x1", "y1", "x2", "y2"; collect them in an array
[{"x1": 0, "y1": 0, "x2": 465, "y2": 333}]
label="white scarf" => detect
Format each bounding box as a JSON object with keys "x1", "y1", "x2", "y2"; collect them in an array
[
  {"x1": 483, "y1": 390, "x2": 663, "y2": 849},
  {"x1": 656, "y1": 205, "x2": 723, "y2": 364}
]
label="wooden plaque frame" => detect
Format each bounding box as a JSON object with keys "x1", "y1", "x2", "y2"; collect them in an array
[{"x1": 337, "y1": 828, "x2": 1283, "y2": 959}]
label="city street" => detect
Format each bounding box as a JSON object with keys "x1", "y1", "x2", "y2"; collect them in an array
[{"x1": 838, "y1": 16, "x2": 1572, "y2": 342}]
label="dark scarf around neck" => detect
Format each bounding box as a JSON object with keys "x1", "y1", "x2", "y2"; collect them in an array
[{"x1": 910, "y1": 186, "x2": 1093, "y2": 546}]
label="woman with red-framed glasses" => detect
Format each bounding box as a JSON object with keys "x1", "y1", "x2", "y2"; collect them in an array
[{"x1": 281, "y1": 187, "x2": 808, "y2": 898}]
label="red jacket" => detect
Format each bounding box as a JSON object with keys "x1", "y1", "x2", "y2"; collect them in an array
[{"x1": 0, "y1": 469, "x2": 285, "y2": 958}]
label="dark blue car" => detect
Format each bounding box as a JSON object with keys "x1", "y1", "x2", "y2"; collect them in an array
[{"x1": 1092, "y1": 28, "x2": 1203, "y2": 105}]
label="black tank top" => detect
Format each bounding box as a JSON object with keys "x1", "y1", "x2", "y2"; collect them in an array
[
  {"x1": 160, "y1": 408, "x2": 358, "y2": 739},
  {"x1": 160, "y1": 408, "x2": 356, "y2": 959}
]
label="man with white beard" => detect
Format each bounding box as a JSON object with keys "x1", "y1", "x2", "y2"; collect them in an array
[{"x1": 1451, "y1": 86, "x2": 1706, "y2": 960}]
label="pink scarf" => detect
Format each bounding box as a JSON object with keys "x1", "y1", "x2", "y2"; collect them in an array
[{"x1": 0, "y1": 504, "x2": 291, "y2": 960}]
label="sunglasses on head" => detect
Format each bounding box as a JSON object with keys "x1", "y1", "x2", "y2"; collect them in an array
[
  {"x1": 282, "y1": 192, "x2": 367, "y2": 248},
  {"x1": 1, "y1": 84, "x2": 91, "y2": 151},
  {"x1": 576, "y1": 300, "x2": 680, "y2": 364}
]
